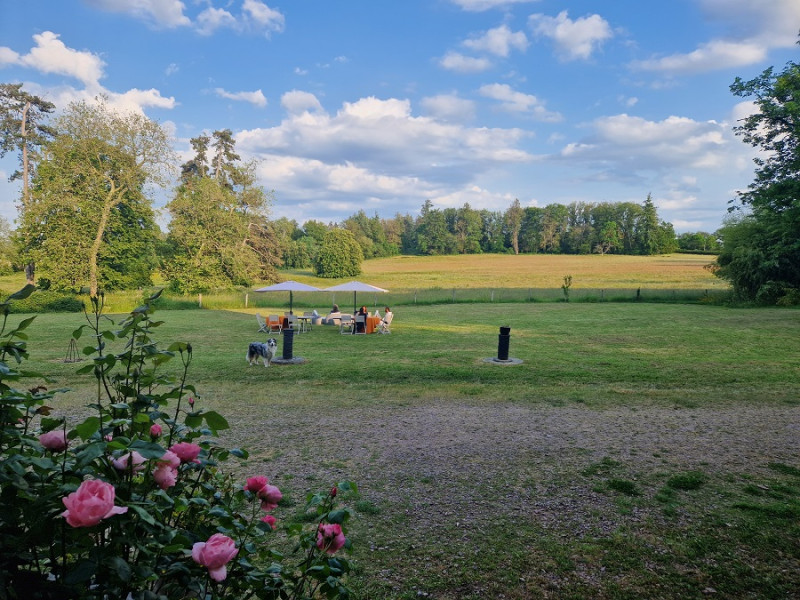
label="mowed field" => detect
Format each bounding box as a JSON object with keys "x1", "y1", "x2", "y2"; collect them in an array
[
  {"x1": 10, "y1": 254, "x2": 800, "y2": 599},
  {"x1": 283, "y1": 253, "x2": 723, "y2": 291}
]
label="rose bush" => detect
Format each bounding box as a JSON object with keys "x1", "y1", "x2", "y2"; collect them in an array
[{"x1": 0, "y1": 287, "x2": 356, "y2": 599}]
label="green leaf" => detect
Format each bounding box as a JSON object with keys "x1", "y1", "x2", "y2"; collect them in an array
[
  {"x1": 107, "y1": 556, "x2": 132, "y2": 582},
  {"x1": 203, "y1": 410, "x2": 229, "y2": 432},
  {"x1": 75, "y1": 417, "x2": 101, "y2": 439},
  {"x1": 184, "y1": 413, "x2": 202, "y2": 428},
  {"x1": 130, "y1": 440, "x2": 167, "y2": 459},
  {"x1": 326, "y1": 509, "x2": 349, "y2": 524},
  {"x1": 128, "y1": 503, "x2": 157, "y2": 526},
  {"x1": 75, "y1": 441, "x2": 107, "y2": 467},
  {"x1": 6, "y1": 285, "x2": 36, "y2": 302},
  {"x1": 64, "y1": 558, "x2": 97, "y2": 584}
]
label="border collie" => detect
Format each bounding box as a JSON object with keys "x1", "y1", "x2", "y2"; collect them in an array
[{"x1": 247, "y1": 338, "x2": 278, "y2": 367}]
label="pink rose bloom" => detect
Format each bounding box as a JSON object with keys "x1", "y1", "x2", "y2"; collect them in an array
[
  {"x1": 150, "y1": 423, "x2": 162, "y2": 438},
  {"x1": 259, "y1": 484, "x2": 282, "y2": 511},
  {"x1": 153, "y1": 464, "x2": 177, "y2": 489},
  {"x1": 260, "y1": 514, "x2": 276, "y2": 528},
  {"x1": 61, "y1": 480, "x2": 128, "y2": 528},
  {"x1": 158, "y1": 450, "x2": 181, "y2": 469},
  {"x1": 316, "y1": 523, "x2": 346, "y2": 554},
  {"x1": 112, "y1": 451, "x2": 146, "y2": 472},
  {"x1": 244, "y1": 476, "x2": 268, "y2": 494},
  {"x1": 170, "y1": 442, "x2": 202, "y2": 464},
  {"x1": 192, "y1": 533, "x2": 238, "y2": 582},
  {"x1": 39, "y1": 430, "x2": 68, "y2": 452}
]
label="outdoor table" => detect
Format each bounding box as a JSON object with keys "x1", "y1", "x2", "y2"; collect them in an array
[
  {"x1": 365, "y1": 316, "x2": 380, "y2": 334},
  {"x1": 297, "y1": 315, "x2": 311, "y2": 332}
]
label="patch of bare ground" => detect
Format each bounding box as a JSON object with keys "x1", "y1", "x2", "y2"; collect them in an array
[{"x1": 221, "y1": 401, "x2": 799, "y2": 596}]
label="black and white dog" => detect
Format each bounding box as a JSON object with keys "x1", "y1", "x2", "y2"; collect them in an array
[{"x1": 247, "y1": 338, "x2": 278, "y2": 367}]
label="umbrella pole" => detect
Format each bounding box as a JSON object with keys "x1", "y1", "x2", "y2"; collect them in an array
[{"x1": 290, "y1": 291, "x2": 293, "y2": 313}]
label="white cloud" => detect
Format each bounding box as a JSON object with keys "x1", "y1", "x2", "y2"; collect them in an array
[
  {"x1": 463, "y1": 25, "x2": 528, "y2": 57},
  {"x1": 84, "y1": 0, "x2": 191, "y2": 28},
  {"x1": 242, "y1": 0, "x2": 285, "y2": 34},
  {"x1": 234, "y1": 91, "x2": 534, "y2": 219},
  {"x1": 631, "y1": 40, "x2": 766, "y2": 75},
  {"x1": 479, "y1": 83, "x2": 562, "y2": 122},
  {"x1": 450, "y1": 0, "x2": 539, "y2": 12},
  {"x1": 281, "y1": 90, "x2": 324, "y2": 114},
  {"x1": 420, "y1": 94, "x2": 476, "y2": 122},
  {"x1": 195, "y1": 7, "x2": 238, "y2": 36},
  {"x1": 529, "y1": 10, "x2": 613, "y2": 61},
  {"x1": 699, "y1": 0, "x2": 800, "y2": 47},
  {"x1": 633, "y1": 0, "x2": 800, "y2": 76},
  {"x1": 215, "y1": 87, "x2": 268, "y2": 107},
  {"x1": 6, "y1": 32, "x2": 106, "y2": 87},
  {"x1": 439, "y1": 51, "x2": 493, "y2": 73},
  {"x1": 559, "y1": 113, "x2": 733, "y2": 173}
]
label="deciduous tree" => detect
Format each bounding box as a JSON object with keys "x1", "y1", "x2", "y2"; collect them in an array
[
  {"x1": 18, "y1": 99, "x2": 171, "y2": 295},
  {"x1": 714, "y1": 47, "x2": 800, "y2": 303}
]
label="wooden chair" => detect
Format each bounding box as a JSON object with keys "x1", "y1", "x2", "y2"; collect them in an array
[{"x1": 267, "y1": 314, "x2": 283, "y2": 334}]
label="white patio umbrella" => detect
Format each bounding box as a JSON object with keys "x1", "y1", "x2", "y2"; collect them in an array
[
  {"x1": 323, "y1": 280, "x2": 388, "y2": 314},
  {"x1": 254, "y1": 280, "x2": 321, "y2": 313}
]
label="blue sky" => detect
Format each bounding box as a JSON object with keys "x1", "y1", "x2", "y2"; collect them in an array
[{"x1": 1, "y1": 0, "x2": 799, "y2": 234}]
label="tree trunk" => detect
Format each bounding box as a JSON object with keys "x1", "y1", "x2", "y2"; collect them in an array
[{"x1": 89, "y1": 184, "x2": 123, "y2": 297}]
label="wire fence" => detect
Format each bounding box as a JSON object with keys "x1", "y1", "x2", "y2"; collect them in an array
[{"x1": 182, "y1": 287, "x2": 728, "y2": 312}]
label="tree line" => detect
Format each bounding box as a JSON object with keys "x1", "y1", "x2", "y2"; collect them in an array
[{"x1": 14, "y1": 74, "x2": 795, "y2": 301}]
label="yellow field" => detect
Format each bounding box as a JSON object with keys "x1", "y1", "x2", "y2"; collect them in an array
[{"x1": 290, "y1": 253, "x2": 724, "y2": 291}]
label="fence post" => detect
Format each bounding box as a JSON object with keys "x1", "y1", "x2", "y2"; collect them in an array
[
  {"x1": 245, "y1": 293, "x2": 248, "y2": 308},
  {"x1": 199, "y1": 293, "x2": 202, "y2": 308}
]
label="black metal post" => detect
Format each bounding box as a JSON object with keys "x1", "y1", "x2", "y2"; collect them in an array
[
  {"x1": 497, "y1": 326, "x2": 511, "y2": 361},
  {"x1": 282, "y1": 328, "x2": 294, "y2": 360}
]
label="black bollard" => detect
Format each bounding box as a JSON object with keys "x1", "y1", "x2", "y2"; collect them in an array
[
  {"x1": 282, "y1": 328, "x2": 294, "y2": 360},
  {"x1": 497, "y1": 326, "x2": 511, "y2": 361}
]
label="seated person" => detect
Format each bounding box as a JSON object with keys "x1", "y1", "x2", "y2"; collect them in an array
[
  {"x1": 379, "y1": 306, "x2": 393, "y2": 332},
  {"x1": 354, "y1": 305, "x2": 368, "y2": 333},
  {"x1": 322, "y1": 304, "x2": 342, "y2": 325}
]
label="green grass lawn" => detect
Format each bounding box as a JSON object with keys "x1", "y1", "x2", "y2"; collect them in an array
[{"x1": 14, "y1": 302, "x2": 800, "y2": 599}]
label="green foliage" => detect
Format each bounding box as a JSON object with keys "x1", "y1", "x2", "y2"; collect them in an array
[
  {"x1": 0, "y1": 289, "x2": 356, "y2": 599},
  {"x1": 667, "y1": 471, "x2": 708, "y2": 491},
  {"x1": 16, "y1": 99, "x2": 169, "y2": 294},
  {"x1": 166, "y1": 135, "x2": 276, "y2": 293},
  {"x1": 6, "y1": 289, "x2": 83, "y2": 313},
  {"x1": 714, "y1": 50, "x2": 800, "y2": 302},
  {"x1": 314, "y1": 229, "x2": 364, "y2": 278}
]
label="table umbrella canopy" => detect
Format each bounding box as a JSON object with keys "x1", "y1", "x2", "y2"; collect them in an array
[
  {"x1": 254, "y1": 280, "x2": 321, "y2": 313},
  {"x1": 323, "y1": 281, "x2": 388, "y2": 314}
]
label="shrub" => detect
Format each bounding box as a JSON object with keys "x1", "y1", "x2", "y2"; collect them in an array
[
  {"x1": 0, "y1": 287, "x2": 357, "y2": 599},
  {"x1": 7, "y1": 288, "x2": 84, "y2": 313}
]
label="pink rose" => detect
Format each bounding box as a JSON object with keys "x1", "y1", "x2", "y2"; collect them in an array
[
  {"x1": 244, "y1": 476, "x2": 269, "y2": 494},
  {"x1": 192, "y1": 533, "x2": 238, "y2": 582},
  {"x1": 158, "y1": 450, "x2": 181, "y2": 469},
  {"x1": 316, "y1": 523, "x2": 346, "y2": 554},
  {"x1": 259, "y1": 484, "x2": 282, "y2": 511},
  {"x1": 260, "y1": 514, "x2": 276, "y2": 528},
  {"x1": 61, "y1": 480, "x2": 128, "y2": 528},
  {"x1": 112, "y1": 451, "x2": 146, "y2": 472},
  {"x1": 153, "y1": 464, "x2": 177, "y2": 489},
  {"x1": 169, "y1": 442, "x2": 202, "y2": 464},
  {"x1": 39, "y1": 430, "x2": 68, "y2": 452},
  {"x1": 150, "y1": 423, "x2": 162, "y2": 438}
]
